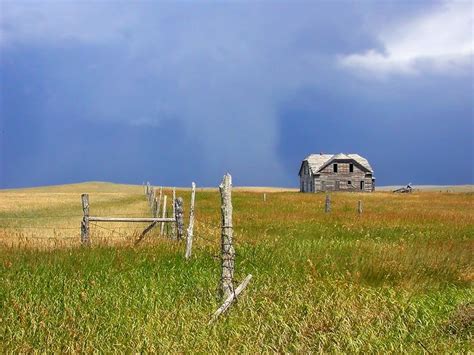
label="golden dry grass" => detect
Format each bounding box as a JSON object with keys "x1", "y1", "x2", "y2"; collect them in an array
[{"x1": 0, "y1": 182, "x2": 472, "y2": 352}]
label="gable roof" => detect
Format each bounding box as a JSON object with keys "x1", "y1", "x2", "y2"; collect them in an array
[
  {"x1": 304, "y1": 154, "x2": 333, "y2": 174},
  {"x1": 346, "y1": 154, "x2": 373, "y2": 172},
  {"x1": 302, "y1": 153, "x2": 373, "y2": 174}
]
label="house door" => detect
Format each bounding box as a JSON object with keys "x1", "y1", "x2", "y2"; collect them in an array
[
  {"x1": 335, "y1": 181, "x2": 340, "y2": 190},
  {"x1": 360, "y1": 181, "x2": 365, "y2": 191}
]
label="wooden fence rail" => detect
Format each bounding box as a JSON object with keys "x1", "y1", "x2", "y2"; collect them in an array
[
  {"x1": 83, "y1": 177, "x2": 251, "y2": 323},
  {"x1": 80, "y1": 193, "x2": 178, "y2": 245},
  {"x1": 89, "y1": 217, "x2": 175, "y2": 223},
  {"x1": 82, "y1": 182, "x2": 199, "y2": 259}
]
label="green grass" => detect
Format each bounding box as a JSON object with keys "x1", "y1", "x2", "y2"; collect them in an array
[{"x1": 0, "y1": 184, "x2": 472, "y2": 352}]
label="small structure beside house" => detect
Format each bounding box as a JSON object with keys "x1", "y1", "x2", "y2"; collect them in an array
[
  {"x1": 299, "y1": 153, "x2": 375, "y2": 192},
  {"x1": 393, "y1": 183, "x2": 412, "y2": 193}
]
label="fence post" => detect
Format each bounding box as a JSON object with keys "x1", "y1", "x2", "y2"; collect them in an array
[
  {"x1": 185, "y1": 182, "x2": 196, "y2": 259},
  {"x1": 219, "y1": 173, "x2": 235, "y2": 299},
  {"x1": 150, "y1": 187, "x2": 155, "y2": 208},
  {"x1": 358, "y1": 200, "x2": 363, "y2": 214},
  {"x1": 172, "y1": 188, "x2": 176, "y2": 217},
  {"x1": 160, "y1": 195, "x2": 168, "y2": 236},
  {"x1": 81, "y1": 193, "x2": 90, "y2": 246},
  {"x1": 210, "y1": 174, "x2": 252, "y2": 323},
  {"x1": 263, "y1": 193, "x2": 266, "y2": 202},
  {"x1": 175, "y1": 197, "x2": 184, "y2": 241},
  {"x1": 153, "y1": 197, "x2": 158, "y2": 217},
  {"x1": 172, "y1": 188, "x2": 176, "y2": 238},
  {"x1": 325, "y1": 193, "x2": 331, "y2": 213},
  {"x1": 157, "y1": 187, "x2": 163, "y2": 218}
]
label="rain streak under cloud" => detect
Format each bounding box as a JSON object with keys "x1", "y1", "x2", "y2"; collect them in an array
[{"x1": 1, "y1": 1, "x2": 472, "y2": 188}]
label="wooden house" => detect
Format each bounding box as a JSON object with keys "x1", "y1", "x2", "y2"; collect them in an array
[{"x1": 299, "y1": 153, "x2": 375, "y2": 192}]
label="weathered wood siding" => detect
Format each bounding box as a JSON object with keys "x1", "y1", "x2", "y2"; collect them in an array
[
  {"x1": 299, "y1": 161, "x2": 314, "y2": 192},
  {"x1": 315, "y1": 160, "x2": 373, "y2": 192},
  {"x1": 300, "y1": 159, "x2": 374, "y2": 193}
]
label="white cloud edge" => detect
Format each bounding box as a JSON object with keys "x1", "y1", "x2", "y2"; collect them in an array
[{"x1": 338, "y1": 0, "x2": 474, "y2": 76}]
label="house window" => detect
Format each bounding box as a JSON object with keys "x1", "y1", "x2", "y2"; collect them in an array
[
  {"x1": 348, "y1": 180, "x2": 352, "y2": 185},
  {"x1": 349, "y1": 163, "x2": 354, "y2": 172},
  {"x1": 333, "y1": 164, "x2": 338, "y2": 173}
]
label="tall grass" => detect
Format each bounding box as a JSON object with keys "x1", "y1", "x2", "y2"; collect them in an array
[{"x1": 0, "y1": 183, "x2": 472, "y2": 352}]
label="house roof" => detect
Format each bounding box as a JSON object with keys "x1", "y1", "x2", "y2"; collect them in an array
[{"x1": 303, "y1": 153, "x2": 373, "y2": 174}]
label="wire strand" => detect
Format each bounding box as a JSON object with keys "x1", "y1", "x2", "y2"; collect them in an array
[{"x1": 90, "y1": 222, "x2": 131, "y2": 238}]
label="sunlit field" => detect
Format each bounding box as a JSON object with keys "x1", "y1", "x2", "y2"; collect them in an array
[{"x1": 0, "y1": 182, "x2": 472, "y2": 352}]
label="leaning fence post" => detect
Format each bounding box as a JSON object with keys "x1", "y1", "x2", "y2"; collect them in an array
[
  {"x1": 325, "y1": 193, "x2": 331, "y2": 213},
  {"x1": 160, "y1": 195, "x2": 168, "y2": 236},
  {"x1": 219, "y1": 173, "x2": 235, "y2": 299},
  {"x1": 81, "y1": 193, "x2": 90, "y2": 246},
  {"x1": 175, "y1": 197, "x2": 184, "y2": 241},
  {"x1": 358, "y1": 200, "x2": 363, "y2": 214},
  {"x1": 209, "y1": 274, "x2": 252, "y2": 324},
  {"x1": 185, "y1": 182, "x2": 196, "y2": 259}
]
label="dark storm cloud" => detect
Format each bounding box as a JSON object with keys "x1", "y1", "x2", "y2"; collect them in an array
[{"x1": 0, "y1": 1, "x2": 472, "y2": 188}]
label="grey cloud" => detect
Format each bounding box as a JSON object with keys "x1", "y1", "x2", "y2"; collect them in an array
[{"x1": 4, "y1": 1, "x2": 459, "y2": 186}]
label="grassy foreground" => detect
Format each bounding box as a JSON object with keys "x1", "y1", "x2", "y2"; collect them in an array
[{"x1": 0, "y1": 183, "x2": 473, "y2": 352}]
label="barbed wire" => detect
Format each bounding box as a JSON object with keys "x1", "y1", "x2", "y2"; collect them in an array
[
  {"x1": 195, "y1": 234, "x2": 217, "y2": 244},
  {"x1": 91, "y1": 225, "x2": 150, "y2": 229},
  {"x1": 0, "y1": 192, "x2": 266, "y2": 265},
  {"x1": 0, "y1": 225, "x2": 79, "y2": 230},
  {"x1": 90, "y1": 222, "x2": 134, "y2": 239},
  {"x1": 0, "y1": 212, "x2": 154, "y2": 219},
  {"x1": 0, "y1": 219, "x2": 155, "y2": 230},
  {"x1": 0, "y1": 215, "x2": 83, "y2": 219},
  {"x1": 11, "y1": 235, "x2": 78, "y2": 240},
  {"x1": 0, "y1": 192, "x2": 173, "y2": 242}
]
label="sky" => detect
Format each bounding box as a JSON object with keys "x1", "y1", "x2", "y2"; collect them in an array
[{"x1": 0, "y1": 0, "x2": 473, "y2": 188}]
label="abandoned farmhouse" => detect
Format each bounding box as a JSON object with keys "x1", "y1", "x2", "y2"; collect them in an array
[{"x1": 299, "y1": 153, "x2": 375, "y2": 192}]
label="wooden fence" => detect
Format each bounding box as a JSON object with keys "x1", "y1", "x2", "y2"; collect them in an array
[
  {"x1": 81, "y1": 182, "x2": 196, "y2": 255},
  {"x1": 81, "y1": 177, "x2": 251, "y2": 322},
  {"x1": 80, "y1": 192, "x2": 182, "y2": 246}
]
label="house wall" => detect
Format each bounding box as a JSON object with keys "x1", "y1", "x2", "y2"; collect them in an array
[
  {"x1": 299, "y1": 161, "x2": 314, "y2": 192},
  {"x1": 315, "y1": 161, "x2": 373, "y2": 192}
]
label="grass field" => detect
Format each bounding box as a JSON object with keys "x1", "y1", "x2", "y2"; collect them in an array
[{"x1": 0, "y1": 182, "x2": 473, "y2": 352}]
